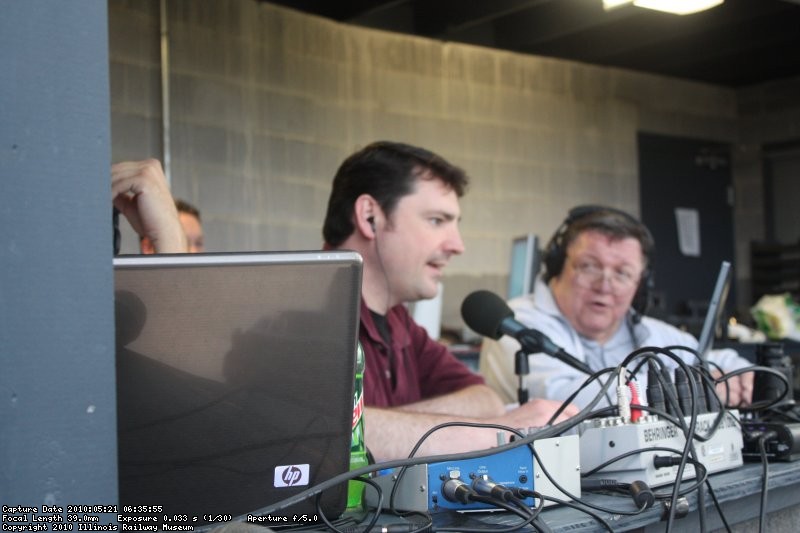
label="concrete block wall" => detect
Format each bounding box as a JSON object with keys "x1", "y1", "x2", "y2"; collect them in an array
[
  {"x1": 108, "y1": 0, "x2": 793, "y2": 329},
  {"x1": 733, "y1": 75, "x2": 800, "y2": 308}
]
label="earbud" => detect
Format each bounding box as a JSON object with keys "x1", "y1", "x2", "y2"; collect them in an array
[{"x1": 367, "y1": 216, "x2": 376, "y2": 233}]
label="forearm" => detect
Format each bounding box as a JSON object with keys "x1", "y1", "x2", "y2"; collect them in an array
[
  {"x1": 399, "y1": 384, "x2": 506, "y2": 418},
  {"x1": 111, "y1": 159, "x2": 187, "y2": 254},
  {"x1": 527, "y1": 356, "x2": 592, "y2": 402},
  {"x1": 148, "y1": 222, "x2": 187, "y2": 253},
  {"x1": 363, "y1": 406, "x2": 500, "y2": 462}
]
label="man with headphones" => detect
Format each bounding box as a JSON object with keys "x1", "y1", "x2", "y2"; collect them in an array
[
  {"x1": 479, "y1": 206, "x2": 752, "y2": 409},
  {"x1": 322, "y1": 141, "x2": 578, "y2": 462}
]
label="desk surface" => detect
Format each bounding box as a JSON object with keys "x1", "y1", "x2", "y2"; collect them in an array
[{"x1": 424, "y1": 460, "x2": 800, "y2": 532}]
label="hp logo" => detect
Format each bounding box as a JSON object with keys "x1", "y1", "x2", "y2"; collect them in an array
[{"x1": 274, "y1": 464, "x2": 310, "y2": 487}]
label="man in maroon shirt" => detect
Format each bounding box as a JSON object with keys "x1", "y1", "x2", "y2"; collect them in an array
[{"x1": 322, "y1": 141, "x2": 577, "y2": 461}]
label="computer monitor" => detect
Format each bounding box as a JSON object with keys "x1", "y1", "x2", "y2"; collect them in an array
[
  {"x1": 114, "y1": 251, "x2": 363, "y2": 524},
  {"x1": 696, "y1": 260, "x2": 732, "y2": 362},
  {"x1": 507, "y1": 234, "x2": 540, "y2": 299}
]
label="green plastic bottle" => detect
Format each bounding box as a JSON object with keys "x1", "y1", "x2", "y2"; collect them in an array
[{"x1": 347, "y1": 342, "x2": 368, "y2": 511}]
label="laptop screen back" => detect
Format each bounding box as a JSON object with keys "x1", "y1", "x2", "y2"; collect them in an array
[
  {"x1": 696, "y1": 260, "x2": 732, "y2": 362},
  {"x1": 508, "y1": 234, "x2": 540, "y2": 299},
  {"x1": 114, "y1": 251, "x2": 362, "y2": 524}
]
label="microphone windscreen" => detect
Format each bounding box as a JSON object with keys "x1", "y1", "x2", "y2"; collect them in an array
[{"x1": 461, "y1": 290, "x2": 513, "y2": 340}]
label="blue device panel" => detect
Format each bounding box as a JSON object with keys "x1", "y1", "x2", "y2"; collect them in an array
[{"x1": 427, "y1": 445, "x2": 535, "y2": 511}]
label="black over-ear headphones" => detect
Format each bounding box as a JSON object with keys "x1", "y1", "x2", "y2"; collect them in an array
[{"x1": 543, "y1": 205, "x2": 655, "y2": 321}]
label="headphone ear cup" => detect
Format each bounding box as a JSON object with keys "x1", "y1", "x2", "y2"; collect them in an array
[
  {"x1": 543, "y1": 235, "x2": 564, "y2": 282},
  {"x1": 544, "y1": 207, "x2": 588, "y2": 281},
  {"x1": 631, "y1": 270, "x2": 654, "y2": 321}
]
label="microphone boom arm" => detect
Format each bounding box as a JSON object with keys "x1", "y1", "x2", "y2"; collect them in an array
[{"x1": 515, "y1": 329, "x2": 593, "y2": 376}]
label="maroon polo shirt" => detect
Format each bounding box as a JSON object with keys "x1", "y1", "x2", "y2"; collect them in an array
[{"x1": 358, "y1": 299, "x2": 485, "y2": 407}]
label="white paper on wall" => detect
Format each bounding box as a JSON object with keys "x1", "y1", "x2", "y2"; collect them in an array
[{"x1": 675, "y1": 207, "x2": 701, "y2": 257}]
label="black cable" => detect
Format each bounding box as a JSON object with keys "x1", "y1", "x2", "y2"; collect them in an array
[
  {"x1": 620, "y1": 346, "x2": 700, "y2": 533},
  {"x1": 244, "y1": 343, "x2": 761, "y2": 531},
  {"x1": 533, "y1": 448, "x2": 650, "y2": 516},
  {"x1": 543, "y1": 347, "x2": 704, "y2": 530},
  {"x1": 371, "y1": 217, "x2": 392, "y2": 316},
  {"x1": 763, "y1": 405, "x2": 800, "y2": 423},
  {"x1": 242, "y1": 375, "x2": 618, "y2": 531},
  {"x1": 595, "y1": 348, "x2": 704, "y2": 530},
  {"x1": 723, "y1": 365, "x2": 791, "y2": 411},
  {"x1": 579, "y1": 446, "x2": 708, "y2": 498},
  {"x1": 688, "y1": 368, "x2": 729, "y2": 441},
  {"x1": 581, "y1": 347, "x2": 737, "y2": 532},
  {"x1": 545, "y1": 366, "x2": 617, "y2": 424},
  {"x1": 387, "y1": 378, "x2": 619, "y2": 527},
  {"x1": 471, "y1": 494, "x2": 533, "y2": 521},
  {"x1": 435, "y1": 493, "x2": 538, "y2": 533},
  {"x1": 509, "y1": 492, "x2": 545, "y2": 522},
  {"x1": 688, "y1": 356, "x2": 791, "y2": 413},
  {"x1": 665, "y1": 349, "x2": 769, "y2": 454},
  {"x1": 637, "y1": 347, "x2": 723, "y2": 533},
  {"x1": 409, "y1": 362, "x2": 618, "y2": 454},
  {"x1": 401, "y1": 511, "x2": 434, "y2": 533},
  {"x1": 316, "y1": 476, "x2": 383, "y2": 533},
  {"x1": 704, "y1": 360, "x2": 731, "y2": 408},
  {"x1": 532, "y1": 493, "x2": 613, "y2": 533},
  {"x1": 696, "y1": 473, "x2": 708, "y2": 533},
  {"x1": 581, "y1": 346, "x2": 739, "y2": 532},
  {"x1": 385, "y1": 495, "x2": 436, "y2": 532},
  {"x1": 702, "y1": 360, "x2": 726, "y2": 405},
  {"x1": 663, "y1": 346, "x2": 727, "y2": 422},
  {"x1": 690, "y1": 367, "x2": 709, "y2": 414},
  {"x1": 390, "y1": 421, "x2": 523, "y2": 515},
  {"x1": 651, "y1": 461, "x2": 708, "y2": 499},
  {"x1": 757, "y1": 432, "x2": 777, "y2": 533},
  {"x1": 113, "y1": 207, "x2": 121, "y2": 256},
  {"x1": 627, "y1": 402, "x2": 682, "y2": 427},
  {"x1": 388, "y1": 389, "x2": 614, "y2": 513},
  {"x1": 531, "y1": 518, "x2": 553, "y2": 533},
  {"x1": 703, "y1": 481, "x2": 732, "y2": 533},
  {"x1": 388, "y1": 421, "x2": 528, "y2": 516}
]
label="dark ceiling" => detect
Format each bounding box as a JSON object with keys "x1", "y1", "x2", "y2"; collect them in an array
[{"x1": 266, "y1": 0, "x2": 800, "y2": 88}]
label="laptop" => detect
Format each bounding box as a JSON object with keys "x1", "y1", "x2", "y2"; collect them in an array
[
  {"x1": 114, "y1": 251, "x2": 362, "y2": 524},
  {"x1": 696, "y1": 260, "x2": 732, "y2": 363}
]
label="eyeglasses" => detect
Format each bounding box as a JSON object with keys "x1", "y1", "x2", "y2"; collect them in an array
[{"x1": 571, "y1": 259, "x2": 641, "y2": 290}]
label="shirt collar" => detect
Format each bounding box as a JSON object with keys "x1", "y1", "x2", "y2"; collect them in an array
[{"x1": 359, "y1": 298, "x2": 412, "y2": 348}]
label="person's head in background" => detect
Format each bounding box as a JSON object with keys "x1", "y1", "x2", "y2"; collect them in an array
[
  {"x1": 543, "y1": 206, "x2": 654, "y2": 344},
  {"x1": 174, "y1": 199, "x2": 204, "y2": 253},
  {"x1": 141, "y1": 198, "x2": 204, "y2": 254},
  {"x1": 322, "y1": 141, "x2": 468, "y2": 312}
]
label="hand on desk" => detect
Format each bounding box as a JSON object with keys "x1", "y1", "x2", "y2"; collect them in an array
[{"x1": 713, "y1": 369, "x2": 754, "y2": 407}]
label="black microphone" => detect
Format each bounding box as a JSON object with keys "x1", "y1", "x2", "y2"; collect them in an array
[{"x1": 461, "y1": 290, "x2": 592, "y2": 375}]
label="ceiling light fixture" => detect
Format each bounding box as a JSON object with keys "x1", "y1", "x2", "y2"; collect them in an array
[{"x1": 603, "y1": 0, "x2": 724, "y2": 15}]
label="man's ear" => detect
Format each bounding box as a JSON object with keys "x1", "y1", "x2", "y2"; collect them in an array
[{"x1": 354, "y1": 194, "x2": 380, "y2": 238}]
